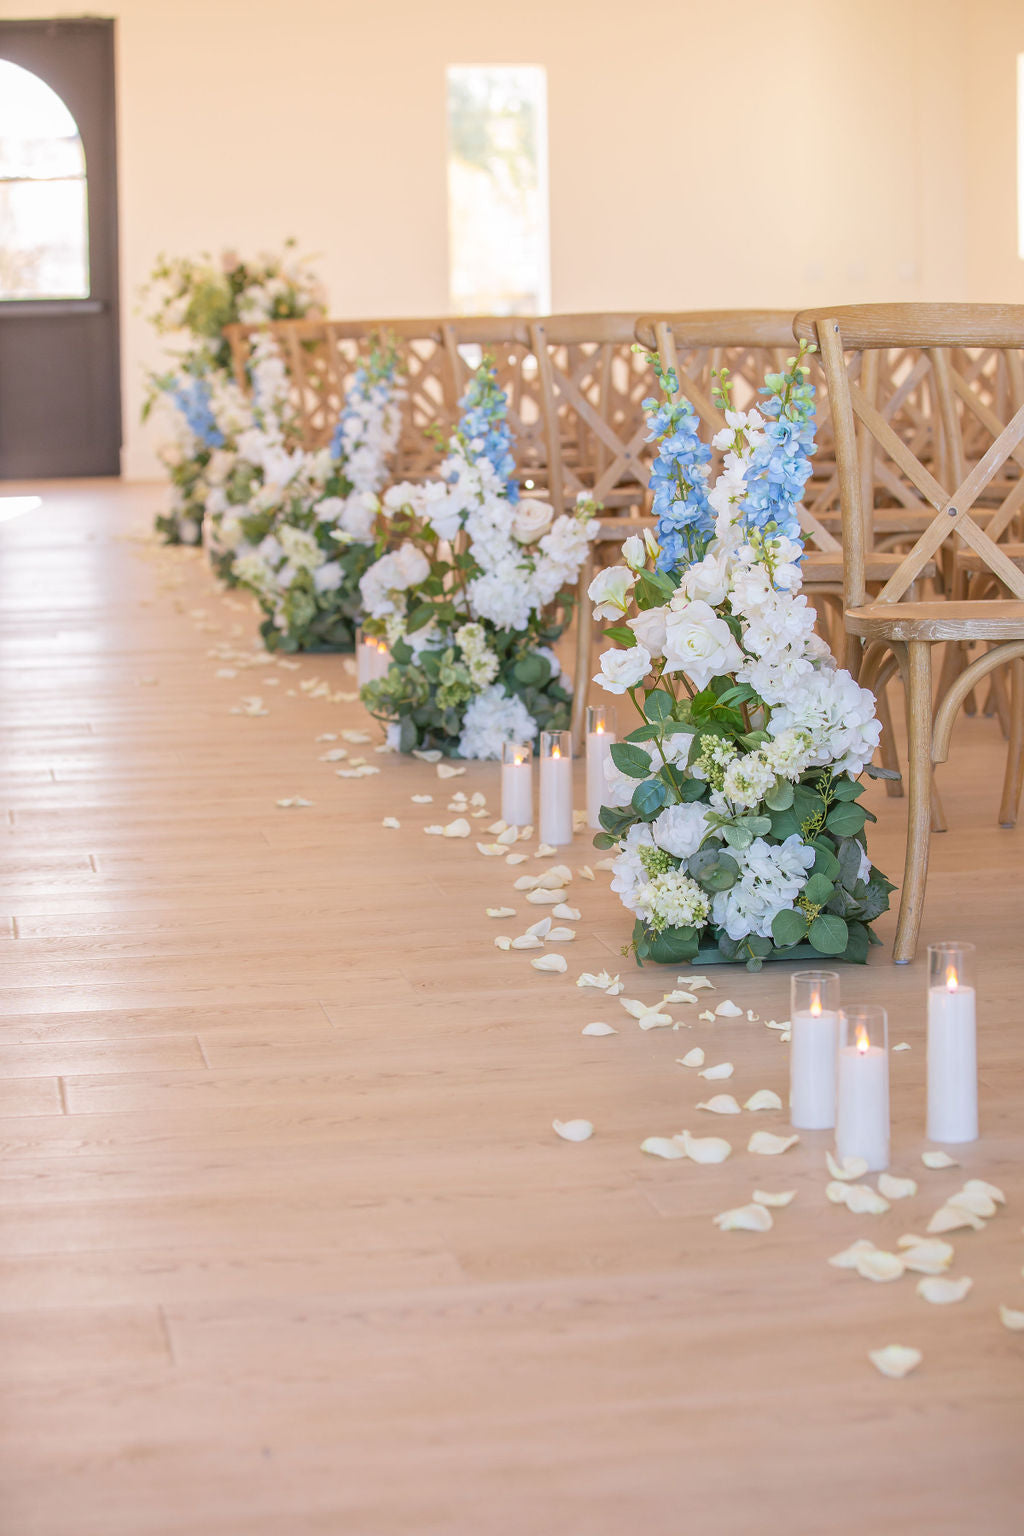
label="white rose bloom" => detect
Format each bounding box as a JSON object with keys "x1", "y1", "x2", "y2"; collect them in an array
[
  {"x1": 628, "y1": 604, "x2": 668, "y2": 658},
  {"x1": 423, "y1": 488, "x2": 464, "y2": 543},
  {"x1": 339, "y1": 491, "x2": 378, "y2": 542},
  {"x1": 595, "y1": 644, "x2": 652, "y2": 694},
  {"x1": 510, "y1": 496, "x2": 554, "y2": 544},
  {"x1": 588, "y1": 565, "x2": 635, "y2": 620},
  {"x1": 681, "y1": 550, "x2": 730, "y2": 606},
  {"x1": 652, "y1": 801, "x2": 718, "y2": 860},
  {"x1": 663, "y1": 599, "x2": 744, "y2": 690},
  {"x1": 393, "y1": 541, "x2": 430, "y2": 588},
  {"x1": 383, "y1": 481, "x2": 422, "y2": 513}
]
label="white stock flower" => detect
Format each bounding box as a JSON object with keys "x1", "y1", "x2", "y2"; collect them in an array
[
  {"x1": 595, "y1": 644, "x2": 652, "y2": 694},
  {"x1": 663, "y1": 599, "x2": 743, "y2": 690},
  {"x1": 588, "y1": 565, "x2": 635, "y2": 620},
  {"x1": 637, "y1": 869, "x2": 710, "y2": 932},
  {"x1": 722, "y1": 751, "x2": 777, "y2": 811}
]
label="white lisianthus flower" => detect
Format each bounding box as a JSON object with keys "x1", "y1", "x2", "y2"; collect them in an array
[
  {"x1": 621, "y1": 533, "x2": 646, "y2": 571},
  {"x1": 510, "y1": 497, "x2": 554, "y2": 544},
  {"x1": 595, "y1": 644, "x2": 652, "y2": 694},
  {"x1": 722, "y1": 751, "x2": 777, "y2": 810},
  {"x1": 652, "y1": 801, "x2": 719, "y2": 860},
  {"x1": 588, "y1": 565, "x2": 635, "y2": 620},
  {"x1": 628, "y1": 604, "x2": 668, "y2": 658},
  {"x1": 663, "y1": 599, "x2": 744, "y2": 690}
]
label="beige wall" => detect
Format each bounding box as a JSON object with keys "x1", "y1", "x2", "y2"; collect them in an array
[{"x1": 3, "y1": 0, "x2": 1021, "y2": 476}]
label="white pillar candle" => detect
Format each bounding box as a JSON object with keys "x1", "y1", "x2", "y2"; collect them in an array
[
  {"x1": 501, "y1": 742, "x2": 533, "y2": 827},
  {"x1": 789, "y1": 970, "x2": 840, "y2": 1130},
  {"x1": 926, "y1": 943, "x2": 978, "y2": 1143},
  {"x1": 835, "y1": 1008, "x2": 889, "y2": 1172},
  {"x1": 356, "y1": 630, "x2": 390, "y2": 687},
  {"x1": 539, "y1": 731, "x2": 574, "y2": 846},
  {"x1": 585, "y1": 705, "x2": 617, "y2": 830}
]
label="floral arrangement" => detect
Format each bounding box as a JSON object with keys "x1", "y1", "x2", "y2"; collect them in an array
[
  {"x1": 591, "y1": 347, "x2": 895, "y2": 969},
  {"x1": 213, "y1": 337, "x2": 405, "y2": 652},
  {"x1": 142, "y1": 242, "x2": 326, "y2": 544},
  {"x1": 358, "y1": 363, "x2": 596, "y2": 758}
]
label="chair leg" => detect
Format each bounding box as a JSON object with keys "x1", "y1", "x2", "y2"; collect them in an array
[
  {"x1": 998, "y1": 657, "x2": 1024, "y2": 828},
  {"x1": 986, "y1": 667, "x2": 1012, "y2": 738},
  {"x1": 570, "y1": 553, "x2": 595, "y2": 752},
  {"x1": 930, "y1": 774, "x2": 948, "y2": 834},
  {"x1": 874, "y1": 682, "x2": 904, "y2": 799},
  {"x1": 893, "y1": 640, "x2": 933, "y2": 965}
]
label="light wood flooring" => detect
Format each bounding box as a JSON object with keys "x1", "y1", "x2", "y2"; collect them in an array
[{"x1": 0, "y1": 481, "x2": 1022, "y2": 1535}]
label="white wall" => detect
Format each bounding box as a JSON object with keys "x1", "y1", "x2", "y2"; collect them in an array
[{"x1": 4, "y1": 0, "x2": 1020, "y2": 477}]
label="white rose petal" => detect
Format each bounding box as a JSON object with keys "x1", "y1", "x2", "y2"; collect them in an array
[
  {"x1": 855, "y1": 1250, "x2": 905, "y2": 1283},
  {"x1": 698, "y1": 1095, "x2": 742, "y2": 1115},
  {"x1": 869, "y1": 1345, "x2": 922, "y2": 1379},
  {"x1": 679, "y1": 1048, "x2": 705, "y2": 1068},
  {"x1": 878, "y1": 1173, "x2": 918, "y2": 1201},
  {"x1": 917, "y1": 1275, "x2": 973, "y2": 1305},
  {"x1": 381, "y1": 817, "x2": 400, "y2": 829},
  {"x1": 744, "y1": 1089, "x2": 783, "y2": 1112},
  {"x1": 486, "y1": 907, "x2": 516, "y2": 918},
  {"x1": 714, "y1": 1203, "x2": 773, "y2": 1232},
  {"x1": 582, "y1": 1022, "x2": 617, "y2": 1036},
  {"x1": 532, "y1": 953, "x2": 568, "y2": 974},
  {"x1": 829, "y1": 1239, "x2": 879, "y2": 1270},
  {"x1": 749, "y1": 1131, "x2": 800, "y2": 1155},
  {"x1": 922, "y1": 1150, "x2": 958, "y2": 1169},
  {"x1": 641, "y1": 1136, "x2": 687, "y2": 1160},
  {"x1": 699, "y1": 1063, "x2": 734, "y2": 1081},
  {"x1": 552, "y1": 903, "x2": 581, "y2": 921},
  {"x1": 927, "y1": 1205, "x2": 985, "y2": 1234},
  {"x1": 826, "y1": 1151, "x2": 869, "y2": 1182},
  {"x1": 437, "y1": 764, "x2": 466, "y2": 779},
  {"x1": 962, "y1": 1178, "x2": 1005, "y2": 1205},
  {"x1": 553, "y1": 1119, "x2": 593, "y2": 1142},
  {"x1": 714, "y1": 1000, "x2": 743, "y2": 1018},
  {"x1": 679, "y1": 1130, "x2": 732, "y2": 1164},
  {"x1": 753, "y1": 1189, "x2": 796, "y2": 1208},
  {"x1": 999, "y1": 1305, "x2": 1024, "y2": 1331}
]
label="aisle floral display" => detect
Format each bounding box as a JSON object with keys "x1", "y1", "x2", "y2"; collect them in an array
[
  {"x1": 591, "y1": 347, "x2": 894, "y2": 969},
  {"x1": 141, "y1": 243, "x2": 326, "y2": 544},
  {"x1": 223, "y1": 339, "x2": 406, "y2": 652},
  {"x1": 359, "y1": 364, "x2": 596, "y2": 757}
]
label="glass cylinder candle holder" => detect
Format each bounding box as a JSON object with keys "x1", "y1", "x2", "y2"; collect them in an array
[
  {"x1": 926, "y1": 941, "x2": 978, "y2": 1143},
  {"x1": 585, "y1": 705, "x2": 617, "y2": 830},
  {"x1": 355, "y1": 627, "x2": 390, "y2": 687},
  {"x1": 501, "y1": 740, "x2": 534, "y2": 828},
  {"x1": 789, "y1": 970, "x2": 840, "y2": 1130},
  {"x1": 836, "y1": 1005, "x2": 890, "y2": 1171},
  {"x1": 539, "y1": 730, "x2": 573, "y2": 845}
]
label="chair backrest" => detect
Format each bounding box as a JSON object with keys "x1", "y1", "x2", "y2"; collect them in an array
[
  {"x1": 794, "y1": 304, "x2": 1024, "y2": 608},
  {"x1": 436, "y1": 317, "x2": 550, "y2": 484},
  {"x1": 224, "y1": 316, "x2": 454, "y2": 476},
  {"x1": 528, "y1": 313, "x2": 656, "y2": 517}
]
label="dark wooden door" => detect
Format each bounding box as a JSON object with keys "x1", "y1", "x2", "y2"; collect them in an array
[{"x1": 0, "y1": 19, "x2": 121, "y2": 478}]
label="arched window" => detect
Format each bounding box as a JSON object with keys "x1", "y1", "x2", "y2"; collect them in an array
[{"x1": 0, "y1": 59, "x2": 89, "y2": 299}]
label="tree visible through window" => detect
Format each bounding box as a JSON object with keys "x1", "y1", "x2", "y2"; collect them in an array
[
  {"x1": 0, "y1": 59, "x2": 89, "y2": 300},
  {"x1": 446, "y1": 65, "x2": 549, "y2": 316}
]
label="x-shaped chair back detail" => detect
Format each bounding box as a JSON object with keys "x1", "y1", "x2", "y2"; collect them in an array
[
  {"x1": 439, "y1": 319, "x2": 549, "y2": 483},
  {"x1": 794, "y1": 307, "x2": 1024, "y2": 613}
]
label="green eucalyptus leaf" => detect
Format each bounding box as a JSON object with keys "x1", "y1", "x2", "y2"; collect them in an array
[
  {"x1": 643, "y1": 689, "x2": 675, "y2": 722},
  {"x1": 803, "y1": 871, "x2": 835, "y2": 906},
  {"x1": 632, "y1": 779, "x2": 668, "y2": 818},
  {"x1": 647, "y1": 926, "x2": 700, "y2": 964},
  {"x1": 769, "y1": 807, "x2": 801, "y2": 840},
  {"x1": 764, "y1": 779, "x2": 794, "y2": 812},
  {"x1": 722, "y1": 823, "x2": 754, "y2": 851},
  {"x1": 610, "y1": 741, "x2": 653, "y2": 780},
  {"x1": 808, "y1": 912, "x2": 849, "y2": 955},
  {"x1": 772, "y1": 908, "x2": 808, "y2": 947},
  {"x1": 830, "y1": 776, "x2": 866, "y2": 801},
  {"x1": 687, "y1": 848, "x2": 740, "y2": 892},
  {"x1": 603, "y1": 625, "x2": 636, "y2": 648},
  {"x1": 826, "y1": 801, "x2": 868, "y2": 836}
]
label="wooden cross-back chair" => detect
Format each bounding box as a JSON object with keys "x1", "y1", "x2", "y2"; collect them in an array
[
  {"x1": 794, "y1": 303, "x2": 1024, "y2": 963},
  {"x1": 224, "y1": 316, "x2": 455, "y2": 479}
]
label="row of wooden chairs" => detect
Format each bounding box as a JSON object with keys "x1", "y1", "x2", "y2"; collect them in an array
[{"x1": 225, "y1": 306, "x2": 1024, "y2": 959}]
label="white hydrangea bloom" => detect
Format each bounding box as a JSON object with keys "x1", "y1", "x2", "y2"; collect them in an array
[{"x1": 457, "y1": 684, "x2": 537, "y2": 761}]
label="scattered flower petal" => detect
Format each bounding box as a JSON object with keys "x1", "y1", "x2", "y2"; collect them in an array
[
  {"x1": 486, "y1": 819, "x2": 508, "y2": 835},
  {"x1": 275, "y1": 796, "x2": 313, "y2": 808},
  {"x1": 842, "y1": 1184, "x2": 891, "y2": 1215},
  {"x1": 411, "y1": 794, "x2": 433, "y2": 804},
  {"x1": 698, "y1": 1009, "x2": 716, "y2": 1023},
  {"x1": 535, "y1": 843, "x2": 558, "y2": 858},
  {"x1": 510, "y1": 934, "x2": 544, "y2": 950},
  {"x1": 699, "y1": 1062, "x2": 734, "y2": 1081},
  {"x1": 714, "y1": 1000, "x2": 743, "y2": 1018},
  {"x1": 679, "y1": 1048, "x2": 705, "y2": 1068},
  {"x1": 698, "y1": 1095, "x2": 742, "y2": 1115},
  {"x1": 319, "y1": 748, "x2": 348, "y2": 762},
  {"x1": 749, "y1": 1131, "x2": 799, "y2": 1155},
  {"x1": 869, "y1": 1345, "x2": 922, "y2": 1379},
  {"x1": 594, "y1": 857, "x2": 617, "y2": 871},
  {"x1": 744, "y1": 1089, "x2": 783, "y2": 1112},
  {"x1": 552, "y1": 903, "x2": 581, "y2": 921},
  {"x1": 437, "y1": 763, "x2": 466, "y2": 779},
  {"x1": 963, "y1": 1178, "x2": 1005, "y2": 1205},
  {"x1": 714, "y1": 1203, "x2": 773, "y2": 1232},
  {"x1": 525, "y1": 917, "x2": 552, "y2": 939},
  {"x1": 487, "y1": 907, "x2": 516, "y2": 919},
  {"x1": 827, "y1": 1151, "x2": 870, "y2": 1182},
  {"x1": 582, "y1": 1022, "x2": 617, "y2": 1036},
  {"x1": 947, "y1": 1188, "x2": 998, "y2": 1219},
  {"x1": 506, "y1": 853, "x2": 528, "y2": 866},
  {"x1": 493, "y1": 936, "x2": 512, "y2": 951},
  {"x1": 641, "y1": 1136, "x2": 686, "y2": 1160},
  {"x1": 679, "y1": 975, "x2": 714, "y2": 991},
  {"x1": 576, "y1": 971, "x2": 622, "y2": 993},
  {"x1": 855, "y1": 1249, "x2": 905, "y2": 1282},
  {"x1": 829, "y1": 1239, "x2": 878, "y2": 1270},
  {"x1": 476, "y1": 843, "x2": 509, "y2": 857},
  {"x1": 532, "y1": 953, "x2": 568, "y2": 974},
  {"x1": 999, "y1": 1305, "x2": 1024, "y2": 1331},
  {"x1": 878, "y1": 1173, "x2": 918, "y2": 1201},
  {"x1": 917, "y1": 1275, "x2": 973, "y2": 1305},
  {"x1": 753, "y1": 1189, "x2": 796, "y2": 1208},
  {"x1": 526, "y1": 888, "x2": 569, "y2": 906},
  {"x1": 411, "y1": 749, "x2": 441, "y2": 763},
  {"x1": 577, "y1": 866, "x2": 595, "y2": 881},
  {"x1": 553, "y1": 1119, "x2": 593, "y2": 1142},
  {"x1": 922, "y1": 1150, "x2": 958, "y2": 1169},
  {"x1": 679, "y1": 1130, "x2": 732, "y2": 1164},
  {"x1": 900, "y1": 1240, "x2": 954, "y2": 1275},
  {"x1": 546, "y1": 926, "x2": 575, "y2": 943},
  {"x1": 381, "y1": 817, "x2": 400, "y2": 830},
  {"x1": 443, "y1": 818, "x2": 471, "y2": 838},
  {"x1": 893, "y1": 1042, "x2": 911, "y2": 1052}
]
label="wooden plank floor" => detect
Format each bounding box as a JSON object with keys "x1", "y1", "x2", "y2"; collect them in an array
[{"x1": 1, "y1": 481, "x2": 1022, "y2": 1536}]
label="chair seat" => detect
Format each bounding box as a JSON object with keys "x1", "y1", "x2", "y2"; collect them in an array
[
  {"x1": 955, "y1": 544, "x2": 1024, "y2": 572},
  {"x1": 847, "y1": 599, "x2": 1024, "y2": 642}
]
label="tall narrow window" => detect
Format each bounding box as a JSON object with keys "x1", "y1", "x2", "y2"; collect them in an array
[
  {"x1": 0, "y1": 59, "x2": 89, "y2": 299},
  {"x1": 446, "y1": 65, "x2": 549, "y2": 316}
]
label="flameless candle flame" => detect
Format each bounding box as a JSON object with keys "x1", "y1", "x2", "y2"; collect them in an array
[
  {"x1": 595, "y1": 723, "x2": 605, "y2": 735},
  {"x1": 552, "y1": 745, "x2": 562, "y2": 759},
  {"x1": 945, "y1": 965, "x2": 959, "y2": 993},
  {"x1": 856, "y1": 1024, "x2": 870, "y2": 1054},
  {"x1": 810, "y1": 995, "x2": 822, "y2": 1018}
]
